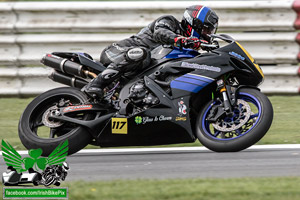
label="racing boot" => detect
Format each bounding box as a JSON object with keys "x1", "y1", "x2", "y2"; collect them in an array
[
  {"x1": 82, "y1": 63, "x2": 120, "y2": 99},
  {"x1": 82, "y1": 76, "x2": 104, "y2": 99}
]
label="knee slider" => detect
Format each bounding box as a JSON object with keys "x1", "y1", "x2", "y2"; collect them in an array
[
  {"x1": 125, "y1": 47, "x2": 147, "y2": 62},
  {"x1": 101, "y1": 65, "x2": 120, "y2": 81}
]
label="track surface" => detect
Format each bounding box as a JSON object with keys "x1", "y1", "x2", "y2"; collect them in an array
[{"x1": 1, "y1": 146, "x2": 300, "y2": 181}]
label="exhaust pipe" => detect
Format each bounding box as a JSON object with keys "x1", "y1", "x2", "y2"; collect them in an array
[
  {"x1": 49, "y1": 70, "x2": 88, "y2": 89},
  {"x1": 41, "y1": 54, "x2": 97, "y2": 79},
  {"x1": 41, "y1": 54, "x2": 85, "y2": 77}
]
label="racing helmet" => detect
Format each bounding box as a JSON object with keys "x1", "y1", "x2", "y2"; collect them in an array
[
  {"x1": 181, "y1": 5, "x2": 219, "y2": 42},
  {"x1": 62, "y1": 162, "x2": 69, "y2": 171}
]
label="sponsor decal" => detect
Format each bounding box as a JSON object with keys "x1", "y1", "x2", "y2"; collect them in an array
[
  {"x1": 112, "y1": 118, "x2": 128, "y2": 134},
  {"x1": 63, "y1": 105, "x2": 92, "y2": 112},
  {"x1": 135, "y1": 116, "x2": 142, "y2": 125},
  {"x1": 178, "y1": 101, "x2": 187, "y2": 116},
  {"x1": 229, "y1": 51, "x2": 245, "y2": 61},
  {"x1": 135, "y1": 115, "x2": 172, "y2": 125},
  {"x1": 181, "y1": 62, "x2": 221, "y2": 72},
  {"x1": 1, "y1": 140, "x2": 69, "y2": 189},
  {"x1": 176, "y1": 117, "x2": 187, "y2": 121}
]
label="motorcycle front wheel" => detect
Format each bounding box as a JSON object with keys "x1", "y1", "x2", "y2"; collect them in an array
[
  {"x1": 19, "y1": 87, "x2": 93, "y2": 156},
  {"x1": 196, "y1": 88, "x2": 273, "y2": 152}
]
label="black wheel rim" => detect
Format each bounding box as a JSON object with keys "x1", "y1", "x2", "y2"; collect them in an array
[{"x1": 28, "y1": 94, "x2": 88, "y2": 140}]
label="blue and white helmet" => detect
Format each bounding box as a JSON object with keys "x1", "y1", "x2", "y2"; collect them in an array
[{"x1": 181, "y1": 5, "x2": 219, "y2": 42}]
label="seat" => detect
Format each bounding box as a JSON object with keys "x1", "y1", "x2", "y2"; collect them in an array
[{"x1": 78, "y1": 53, "x2": 106, "y2": 72}]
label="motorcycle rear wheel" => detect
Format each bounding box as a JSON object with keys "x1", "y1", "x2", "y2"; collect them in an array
[
  {"x1": 18, "y1": 87, "x2": 93, "y2": 156},
  {"x1": 196, "y1": 88, "x2": 273, "y2": 152}
]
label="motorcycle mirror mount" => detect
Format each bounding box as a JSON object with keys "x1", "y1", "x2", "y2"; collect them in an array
[{"x1": 210, "y1": 34, "x2": 235, "y2": 43}]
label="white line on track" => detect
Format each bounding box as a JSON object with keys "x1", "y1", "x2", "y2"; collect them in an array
[{"x1": 1, "y1": 144, "x2": 300, "y2": 156}]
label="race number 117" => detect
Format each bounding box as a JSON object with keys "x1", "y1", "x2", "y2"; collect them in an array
[{"x1": 111, "y1": 118, "x2": 128, "y2": 134}]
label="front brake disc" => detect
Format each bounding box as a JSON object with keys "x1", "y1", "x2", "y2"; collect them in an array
[{"x1": 212, "y1": 99, "x2": 251, "y2": 132}]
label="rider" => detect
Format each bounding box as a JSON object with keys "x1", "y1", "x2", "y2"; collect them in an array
[{"x1": 83, "y1": 5, "x2": 219, "y2": 98}]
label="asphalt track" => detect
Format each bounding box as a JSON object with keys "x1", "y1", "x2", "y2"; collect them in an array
[{"x1": 1, "y1": 145, "x2": 300, "y2": 181}]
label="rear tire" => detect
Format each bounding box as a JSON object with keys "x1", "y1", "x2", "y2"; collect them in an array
[
  {"x1": 19, "y1": 87, "x2": 93, "y2": 156},
  {"x1": 196, "y1": 88, "x2": 273, "y2": 152}
]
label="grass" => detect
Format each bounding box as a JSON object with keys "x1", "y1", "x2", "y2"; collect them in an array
[
  {"x1": 2, "y1": 177, "x2": 299, "y2": 200},
  {"x1": 0, "y1": 96, "x2": 300, "y2": 150},
  {"x1": 64, "y1": 177, "x2": 300, "y2": 200}
]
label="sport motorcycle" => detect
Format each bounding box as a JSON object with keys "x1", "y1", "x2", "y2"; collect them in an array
[{"x1": 18, "y1": 34, "x2": 273, "y2": 155}]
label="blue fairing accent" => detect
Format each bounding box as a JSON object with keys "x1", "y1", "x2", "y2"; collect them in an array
[
  {"x1": 171, "y1": 81, "x2": 203, "y2": 93},
  {"x1": 183, "y1": 74, "x2": 214, "y2": 83},
  {"x1": 164, "y1": 47, "x2": 199, "y2": 59},
  {"x1": 176, "y1": 76, "x2": 210, "y2": 86},
  {"x1": 170, "y1": 74, "x2": 214, "y2": 93}
]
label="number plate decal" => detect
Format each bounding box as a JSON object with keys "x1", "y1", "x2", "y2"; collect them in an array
[{"x1": 111, "y1": 118, "x2": 128, "y2": 134}]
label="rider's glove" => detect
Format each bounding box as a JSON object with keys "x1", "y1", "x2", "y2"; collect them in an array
[{"x1": 174, "y1": 36, "x2": 201, "y2": 50}]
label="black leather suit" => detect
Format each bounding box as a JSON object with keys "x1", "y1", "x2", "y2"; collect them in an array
[{"x1": 94, "y1": 15, "x2": 184, "y2": 88}]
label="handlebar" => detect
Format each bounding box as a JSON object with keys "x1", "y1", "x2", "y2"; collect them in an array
[
  {"x1": 200, "y1": 43, "x2": 219, "y2": 49},
  {"x1": 186, "y1": 39, "x2": 219, "y2": 50}
]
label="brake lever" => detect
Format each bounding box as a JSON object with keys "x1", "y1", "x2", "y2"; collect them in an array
[{"x1": 200, "y1": 43, "x2": 218, "y2": 48}]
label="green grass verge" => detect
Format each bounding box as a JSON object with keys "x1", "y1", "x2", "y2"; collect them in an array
[
  {"x1": 0, "y1": 96, "x2": 300, "y2": 150},
  {"x1": 65, "y1": 177, "x2": 300, "y2": 200},
  {"x1": 2, "y1": 177, "x2": 299, "y2": 200}
]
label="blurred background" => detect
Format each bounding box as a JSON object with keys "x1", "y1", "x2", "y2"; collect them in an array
[{"x1": 0, "y1": 0, "x2": 299, "y2": 96}]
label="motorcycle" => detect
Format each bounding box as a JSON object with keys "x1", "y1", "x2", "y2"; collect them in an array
[
  {"x1": 39, "y1": 163, "x2": 69, "y2": 187},
  {"x1": 18, "y1": 34, "x2": 273, "y2": 156}
]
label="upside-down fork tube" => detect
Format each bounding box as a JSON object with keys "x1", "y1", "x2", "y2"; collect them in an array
[{"x1": 217, "y1": 79, "x2": 232, "y2": 113}]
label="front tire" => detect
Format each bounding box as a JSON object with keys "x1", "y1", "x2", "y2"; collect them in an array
[
  {"x1": 196, "y1": 88, "x2": 273, "y2": 152},
  {"x1": 19, "y1": 87, "x2": 93, "y2": 156}
]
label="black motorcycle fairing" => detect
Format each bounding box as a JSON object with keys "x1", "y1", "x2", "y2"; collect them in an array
[
  {"x1": 213, "y1": 42, "x2": 264, "y2": 86},
  {"x1": 153, "y1": 53, "x2": 234, "y2": 98},
  {"x1": 117, "y1": 75, "x2": 174, "y2": 116},
  {"x1": 97, "y1": 96, "x2": 195, "y2": 147},
  {"x1": 95, "y1": 74, "x2": 196, "y2": 147},
  {"x1": 150, "y1": 45, "x2": 173, "y2": 60}
]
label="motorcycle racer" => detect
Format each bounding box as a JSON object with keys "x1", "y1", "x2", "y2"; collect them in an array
[{"x1": 82, "y1": 6, "x2": 217, "y2": 99}]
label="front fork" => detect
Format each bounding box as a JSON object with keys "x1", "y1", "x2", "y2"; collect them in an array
[{"x1": 216, "y1": 77, "x2": 239, "y2": 114}]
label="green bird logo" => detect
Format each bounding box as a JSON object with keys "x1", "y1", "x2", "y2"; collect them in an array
[{"x1": 1, "y1": 140, "x2": 68, "y2": 173}]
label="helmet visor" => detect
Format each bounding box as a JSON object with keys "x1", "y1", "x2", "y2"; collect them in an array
[{"x1": 202, "y1": 23, "x2": 218, "y2": 35}]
